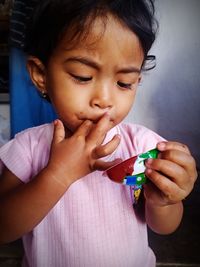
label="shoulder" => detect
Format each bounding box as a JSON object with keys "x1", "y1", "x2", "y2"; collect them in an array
[
  {"x1": 7, "y1": 123, "x2": 54, "y2": 156},
  {"x1": 0, "y1": 123, "x2": 53, "y2": 153},
  {"x1": 116, "y1": 122, "x2": 165, "y2": 155},
  {"x1": 118, "y1": 122, "x2": 163, "y2": 138},
  {"x1": 0, "y1": 123, "x2": 54, "y2": 182},
  {"x1": 14, "y1": 123, "x2": 54, "y2": 143}
]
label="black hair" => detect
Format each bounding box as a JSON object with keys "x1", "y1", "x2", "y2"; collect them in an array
[{"x1": 24, "y1": 0, "x2": 158, "y2": 70}]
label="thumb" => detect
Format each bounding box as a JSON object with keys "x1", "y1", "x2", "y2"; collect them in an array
[
  {"x1": 52, "y1": 119, "x2": 65, "y2": 145},
  {"x1": 94, "y1": 158, "x2": 122, "y2": 172}
]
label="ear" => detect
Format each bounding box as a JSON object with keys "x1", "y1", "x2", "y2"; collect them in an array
[{"x1": 26, "y1": 56, "x2": 47, "y2": 94}]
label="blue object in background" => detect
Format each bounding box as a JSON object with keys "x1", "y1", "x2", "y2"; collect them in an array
[{"x1": 9, "y1": 48, "x2": 57, "y2": 138}]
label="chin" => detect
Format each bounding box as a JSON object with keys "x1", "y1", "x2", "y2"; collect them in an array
[{"x1": 63, "y1": 123, "x2": 78, "y2": 136}]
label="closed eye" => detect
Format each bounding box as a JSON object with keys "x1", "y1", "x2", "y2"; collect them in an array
[
  {"x1": 70, "y1": 73, "x2": 92, "y2": 83},
  {"x1": 117, "y1": 81, "x2": 133, "y2": 90}
]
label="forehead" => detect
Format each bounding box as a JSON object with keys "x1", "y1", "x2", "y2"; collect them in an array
[{"x1": 54, "y1": 13, "x2": 144, "y2": 64}]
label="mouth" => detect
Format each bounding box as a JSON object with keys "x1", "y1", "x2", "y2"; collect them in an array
[
  {"x1": 81, "y1": 116, "x2": 114, "y2": 124},
  {"x1": 79, "y1": 112, "x2": 113, "y2": 123}
]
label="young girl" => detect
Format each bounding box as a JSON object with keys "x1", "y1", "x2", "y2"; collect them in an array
[{"x1": 0, "y1": 1, "x2": 197, "y2": 266}]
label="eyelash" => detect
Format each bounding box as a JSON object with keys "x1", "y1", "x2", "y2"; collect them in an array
[
  {"x1": 117, "y1": 81, "x2": 133, "y2": 90},
  {"x1": 70, "y1": 73, "x2": 134, "y2": 89},
  {"x1": 70, "y1": 73, "x2": 92, "y2": 83}
]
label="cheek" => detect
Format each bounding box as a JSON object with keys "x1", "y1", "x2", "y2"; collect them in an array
[
  {"x1": 47, "y1": 81, "x2": 80, "y2": 106},
  {"x1": 49, "y1": 86, "x2": 90, "y2": 119},
  {"x1": 119, "y1": 93, "x2": 135, "y2": 112},
  {"x1": 114, "y1": 95, "x2": 135, "y2": 123}
]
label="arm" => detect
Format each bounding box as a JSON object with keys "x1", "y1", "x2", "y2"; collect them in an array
[
  {"x1": 144, "y1": 141, "x2": 197, "y2": 234},
  {"x1": 145, "y1": 200, "x2": 183, "y2": 234},
  {"x1": 0, "y1": 166, "x2": 70, "y2": 244},
  {"x1": 0, "y1": 116, "x2": 121, "y2": 244}
]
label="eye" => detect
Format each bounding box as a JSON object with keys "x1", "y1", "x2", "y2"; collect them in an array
[
  {"x1": 117, "y1": 81, "x2": 133, "y2": 90},
  {"x1": 70, "y1": 73, "x2": 92, "y2": 83}
]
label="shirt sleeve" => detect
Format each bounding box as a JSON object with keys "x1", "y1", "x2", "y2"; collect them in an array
[
  {"x1": 125, "y1": 123, "x2": 166, "y2": 155},
  {"x1": 0, "y1": 131, "x2": 33, "y2": 183},
  {"x1": 0, "y1": 124, "x2": 53, "y2": 183}
]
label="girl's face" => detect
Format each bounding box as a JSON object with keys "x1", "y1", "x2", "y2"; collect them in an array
[{"x1": 39, "y1": 14, "x2": 144, "y2": 134}]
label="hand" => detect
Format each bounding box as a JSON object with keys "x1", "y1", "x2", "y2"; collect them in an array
[
  {"x1": 144, "y1": 141, "x2": 197, "y2": 207},
  {"x1": 46, "y1": 115, "x2": 121, "y2": 186}
]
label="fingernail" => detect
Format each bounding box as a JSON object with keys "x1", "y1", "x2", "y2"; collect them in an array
[
  {"x1": 146, "y1": 168, "x2": 152, "y2": 174},
  {"x1": 158, "y1": 142, "x2": 166, "y2": 150},
  {"x1": 116, "y1": 134, "x2": 121, "y2": 139},
  {"x1": 103, "y1": 112, "x2": 110, "y2": 118},
  {"x1": 54, "y1": 119, "x2": 59, "y2": 125},
  {"x1": 146, "y1": 158, "x2": 153, "y2": 165}
]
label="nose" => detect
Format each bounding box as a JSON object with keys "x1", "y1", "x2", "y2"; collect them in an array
[{"x1": 90, "y1": 84, "x2": 113, "y2": 110}]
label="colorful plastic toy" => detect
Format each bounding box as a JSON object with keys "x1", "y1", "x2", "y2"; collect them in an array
[
  {"x1": 106, "y1": 148, "x2": 159, "y2": 203},
  {"x1": 106, "y1": 148, "x2": 158, "y2": 185}
]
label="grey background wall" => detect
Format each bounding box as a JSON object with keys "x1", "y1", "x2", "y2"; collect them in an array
[
  {"x1": 125, "y1": 0, "x2": 200, "y2": 264},
  {"x1": 126, "y1": 0, "x2": 200, "y2": 169}
]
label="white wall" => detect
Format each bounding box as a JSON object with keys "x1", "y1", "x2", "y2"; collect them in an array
[
  {"x1": 0, "y1": 104, "x2": 10, "y2": 146},
  {"x1": 125, "y1": 0, "x2": 200, "y2": 167}
]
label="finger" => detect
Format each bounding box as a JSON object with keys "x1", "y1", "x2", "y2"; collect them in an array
[
  {"x1": 93, "y1": 134, "x2": 121, "y2": 158},
  {"x1": 143, "y1": 182, "x2": 165, "y2": 205},
  {"x1": 157, "y1": 141, "x2": 191, "y2": 155},
  {"x1": 145, "y1": 168, "x2": 186, "y2": 202},
  {"x1": 74, "y1": 120, "x2": 93, "y2": 139},
  {"x1": 145, "y1": 158, "x2": 189, "y2": 189},
  {"x1": 157, "y1": 150, "x2": 197, "y2": 183},
  {"x1": 92, "y1": 158, "x2": 122, "y2": 171},
  {"x1": 52, "y1": 119, "x2": 65, "y2": 145},
  {"x1": 87, "y1": 114, "x2": 111, "y2": 145}
]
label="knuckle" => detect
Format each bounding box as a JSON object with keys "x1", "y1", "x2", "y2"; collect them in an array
[
  {"x1": 189, "y1": 155, "x2": 197, "y2": 168},
  {"x1": 183, "y1": 144, "x2": 189, "y2": 150},
  {"x1": 165, "y1": 193, "x2": 173, "y2": 202},
  {"x1": 98, "y1": 146, "x2": 109, "y2": 157},
  {"x1": 100, "y1": 146, "x2": 108, "y2": 155},
  {"x1": 178, "y1": 168, "x2": 187, "y2": 179},
  {"x1": 163, "y1": 186, "x2": 175, "y2": 202},
  {"x1": 149, "y1": 169, "x2": 161, "y2": 183},
  {"x1": 181, "y1": 144, "x2": 190, "y2": 153},
  {"x1": 76, "y1": 135, "x2": 84, "y2": 141},
  {"x1": 190, "y1": 170, "x2": 198, "y2": 183},
  {"x1": 152, "y1": 159, "x2": 164, "y2": 171},
  {"x1": 75, "y1": 134, "x2": 85, "y2": 144},
  {"x1": 163, "y1": 150, "x2": 174, "y2": 159},
  {"x1": 96, "y1": 128, "x2": 105, "y2": 137}
]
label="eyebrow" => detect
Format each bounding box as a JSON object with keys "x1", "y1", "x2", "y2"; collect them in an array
[{"x1": 64, "y1": 56, "x2": 141, "y2": 74}]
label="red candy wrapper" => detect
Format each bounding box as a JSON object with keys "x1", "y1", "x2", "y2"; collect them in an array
[
  {"x1": 106, "y1": 148, "x2": 159, "y2": 186},
  {"x1": 106, "y1": 148, "x2": 159, "y2": 204}
]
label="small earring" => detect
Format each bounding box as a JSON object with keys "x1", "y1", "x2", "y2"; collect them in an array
[
  {"x1": 40, "y1": 90, "x2": 51, "y2": 102},
  {"x1": 41, "y1": 91, "x2": 47, "y2": 98}
]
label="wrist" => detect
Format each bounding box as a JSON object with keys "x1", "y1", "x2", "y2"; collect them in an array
[
  {"x1": 43, "y1": 164, "x2": 73, "y2": 189},
  {"x1": 145, "y1": 199, "x2": 183, "y2": 213},
  {"x1": 145, "y1": 201, "x2": 184, "y2": 235}
]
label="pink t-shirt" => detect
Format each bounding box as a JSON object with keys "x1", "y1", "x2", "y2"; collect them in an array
[{"x1": 0, "y1": 122, "x2": 164, "y2": 267}]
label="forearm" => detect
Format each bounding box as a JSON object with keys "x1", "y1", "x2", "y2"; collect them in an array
[
  {"x1": 0, "y1": 167, "x2": 71, "y2": 244},
  {"x1": 145, "y1": 201, "x2": 183, "y2": 234}
]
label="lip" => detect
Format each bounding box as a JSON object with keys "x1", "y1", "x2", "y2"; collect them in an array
[
  {"x1": 81, "y1": 117, "x2": 114, "y2": 124},
  {"x1": 79, "y1": 113, "x2": 114, "y2": 124}
]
